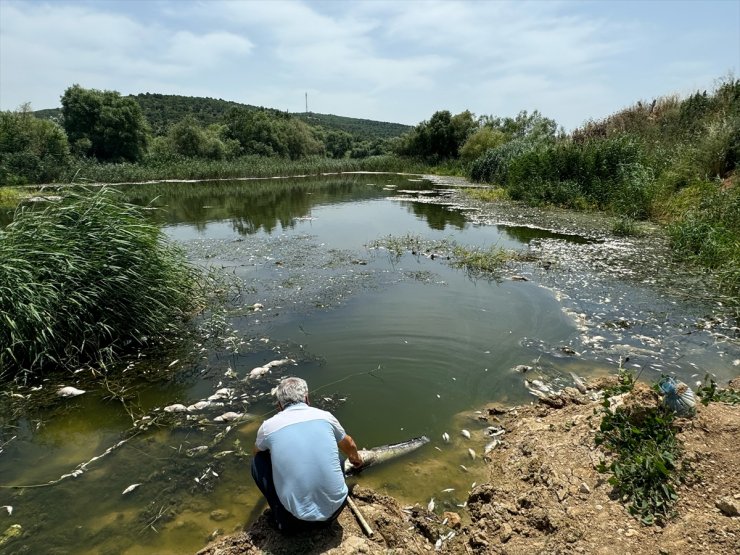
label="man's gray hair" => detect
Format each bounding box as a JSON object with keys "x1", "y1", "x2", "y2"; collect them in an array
[{"x1": 276, "y1": 377, "x2": 308, "y2": 407}]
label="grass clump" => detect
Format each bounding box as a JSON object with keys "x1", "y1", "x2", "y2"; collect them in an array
[
  {"x1": 450, "y1": 245, "x2": 512, "y2": 277},
  {"x1": 462, "y1": 187, "x2": 508, "y2": 202},
  {"x1": 696, "y1": 374, "x2": 740, "y2": 405},
  {"x1": 369, "y1": 233, "x2": 517, "y2": 279},
  {"x1": 0, "y1": 188, "x2": 202, "y2": 381},
  {"x1": 596, "y1": 371, "x2": 683, "y2": 526}
]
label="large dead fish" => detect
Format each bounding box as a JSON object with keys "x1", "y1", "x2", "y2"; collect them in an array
[{"x1": 344, "y1": 436, "x2": 430, "y2": 476}]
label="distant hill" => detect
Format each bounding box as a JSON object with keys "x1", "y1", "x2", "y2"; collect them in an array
[
  {"x1": 295, "y1": 112, "x2": 411, "y2": 139},
  {"x1": 33, "y1": 93, "x2": 411, "y2": 140}
]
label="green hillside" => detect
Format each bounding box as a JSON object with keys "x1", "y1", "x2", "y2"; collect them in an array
[
  {"x1": 33, "y1": 93, "x2": 411, "y2": 139},
  {"x1": 296, "y1": 112, "x2": 411, "y2": 139}
]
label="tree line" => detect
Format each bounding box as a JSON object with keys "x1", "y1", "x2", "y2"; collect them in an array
[{"x1": 0, "y1": 85, "x2": 410, "y2": 185}]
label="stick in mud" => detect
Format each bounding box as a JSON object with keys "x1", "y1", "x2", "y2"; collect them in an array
[{"x1": 347, "y1": 496, "x2": 374, "y2": 537}]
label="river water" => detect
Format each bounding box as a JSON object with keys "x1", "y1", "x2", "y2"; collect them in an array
[{"x1": 1, "y1": 174, "x2": 738, "y2": 554}]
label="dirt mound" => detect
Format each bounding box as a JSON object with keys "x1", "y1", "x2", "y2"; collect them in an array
[{"x1": 199, "y1": 381, "x2": 740, "y2": 554}]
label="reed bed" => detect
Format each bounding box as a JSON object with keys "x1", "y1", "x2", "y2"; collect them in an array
[
  {"x1": 0, "y1": 188, "x2": 202, "y2": 380},
  {"x1": 58, "y1": 155, "x2": 429, "y2": 185}
]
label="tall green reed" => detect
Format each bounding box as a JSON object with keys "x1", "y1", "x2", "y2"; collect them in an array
[{"x1": 0, "y1": 188, "x2": 202, "y2": 381}]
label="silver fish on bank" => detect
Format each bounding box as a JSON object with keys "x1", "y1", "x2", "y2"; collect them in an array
[{"x1": 344, "y1": 436, "x2": 430, "y2": 476}]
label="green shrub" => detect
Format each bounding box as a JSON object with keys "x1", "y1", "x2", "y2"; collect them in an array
[
  {"x1": 0, "y1": 108, "x2": 70, "y2": 185},
  {"x1": 469, "y1": 137, "x2": 539, "y2": 184},
  {"x1": 0, "y1": 188, "x2": 202, "y2": 380},
  {"x1": 668, "y1": 183, "x2": 740, "y2": 294},
  {"x1": 596, "y1": 374, "x2": 683, "y2": 526}
]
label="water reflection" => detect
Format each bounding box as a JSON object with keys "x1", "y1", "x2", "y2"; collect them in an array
[
  {"x1": 404, "y1": 200, "x2": 467, "y2": 231},
  {"x1": 121, "y1": 177, "x2": 398, "y2": 235},
  {"x1": 497, "y1": 224, "x2": 594, "y2": 244}
]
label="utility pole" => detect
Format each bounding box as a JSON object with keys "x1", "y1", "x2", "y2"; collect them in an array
[{"x1": 305, "y1": 92, "x2": 308, "y2": 114}]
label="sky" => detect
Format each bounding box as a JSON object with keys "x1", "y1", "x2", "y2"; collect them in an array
[{"x1": 1, "y1": 0, "x2": 738, "y2": 130}]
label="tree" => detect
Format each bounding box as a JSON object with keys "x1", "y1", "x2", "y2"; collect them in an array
[
  {"x1": 61, "y1": 85, "x2": 149, "y2": 162},
  {"x1": 459, "y1": 127, "x2": 506, "y2": 163},
  {"x1": 397, "y1": 110, "x2": 478, "y2": 160},
  {"x1": 224, "y1": 108, "x2": 323, "y2": 160},
  {"x1": 479, "y1": 110, "x2": 558, "y2": 142},
  {"x1": 0, "y1": 104, "x2": 69, "y2": 184}
]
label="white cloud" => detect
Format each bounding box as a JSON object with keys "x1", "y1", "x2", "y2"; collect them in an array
[
  {"x1": 0, "y1": 0, "x2": 736, "y2": 128},
  {"x1": 0, "y1": 1, "x2": 254, "y2": 109}
]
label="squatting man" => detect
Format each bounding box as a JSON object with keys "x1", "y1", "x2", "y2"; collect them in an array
[{"x1": 252, "y1": 376, "x2": 363, "y2": 532}]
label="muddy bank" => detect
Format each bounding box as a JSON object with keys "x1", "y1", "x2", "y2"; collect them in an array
[{"x1": 197, "y1": 378, "x2": 739, "y2": 554}]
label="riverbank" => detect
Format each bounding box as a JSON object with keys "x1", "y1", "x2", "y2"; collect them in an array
[{"x1": 197, "y1": 377, "x2": 740, "y2": 554}]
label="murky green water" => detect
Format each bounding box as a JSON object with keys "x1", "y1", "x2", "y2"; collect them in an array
[{"x1": 1, "y1": 174, "x2": 738, "y2": 554}]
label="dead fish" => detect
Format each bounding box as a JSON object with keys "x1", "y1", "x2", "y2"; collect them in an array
[
  {"x1": 570, "y1": 372, "x2": 587, "y2": 394},
  {"x1": 460, "y1": 429, "x2": 471, "y2": 439},
  {"x1": 441, "y1": 488, "x2": 455, "y2": 493},
  {"x1": 344, "y1": 436, "x2": 430, "y2": 476},
  {"x1": 247, "y1": 366, "x2": 269, "y2": 379},
  {"x1": 427, "y1": 498, "x2": 435, "y2": 512},
  {"x1": 514, "y1": 365, "x2": 532, "y2": 373},
  {"x1": 187, "y1": 445, "x2": 209, "y2": 457},
  {"x1": 168, "y1": 359, "x2": 180, "y2": 368},
  {"x1": 187, "y1": 401, "x2": 210, "y2": 412},
  {"x1": 264, "y1": 358, "x2": 293, "y2": 369},
  {"x1": 486, "y1": 426, "x2": 505, "y2": 437},
  {"x1": 214, "y1": 412, "x2": 242, "y2": 422},
  {"x1": 442, "y1": 432, "x2": 450, "y2": 443},
  {"x1": 208, "y1": 388, "x2": 234, "y2": 401},
  {"x1": 468, "y1": 448, "x2": 476, "y2": 460},
  {"x1": 163, "y1": 404, "x2": 188, "y2": 413},
  {"x1": 484, "y1": 439, "x2": 501, "y2": 454},
  {"x1": 122, "y1": 483, "x2": 141, "y2": 495},
  {"x1": 1, "y1": 506, "x2": 12, "y2": 516},
  {"x1": 459, "y1": 464, "x2": 469, "y2": 472},
  {"x1": 224, "y1": 368, "x2": 237, "y2": 379},
  {"x1": 434, "y1": 538, "x2": 442, "y2": 551},
  {"x1": 57, "y1": 386, "x2": 85, "y2": 398}
]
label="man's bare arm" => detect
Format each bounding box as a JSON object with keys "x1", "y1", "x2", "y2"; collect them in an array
[{"x1": 338, "y1": 434, "x2": 363, "y2": 467}]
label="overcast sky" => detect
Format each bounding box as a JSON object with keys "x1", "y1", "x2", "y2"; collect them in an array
[{"x1": 1, "y1": 0, "x2": 738, "y2": 130}]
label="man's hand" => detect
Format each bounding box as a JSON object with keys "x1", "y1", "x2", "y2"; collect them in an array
[{"x1": 338, "y1": 435, "x2": 363, "y2": 468}]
